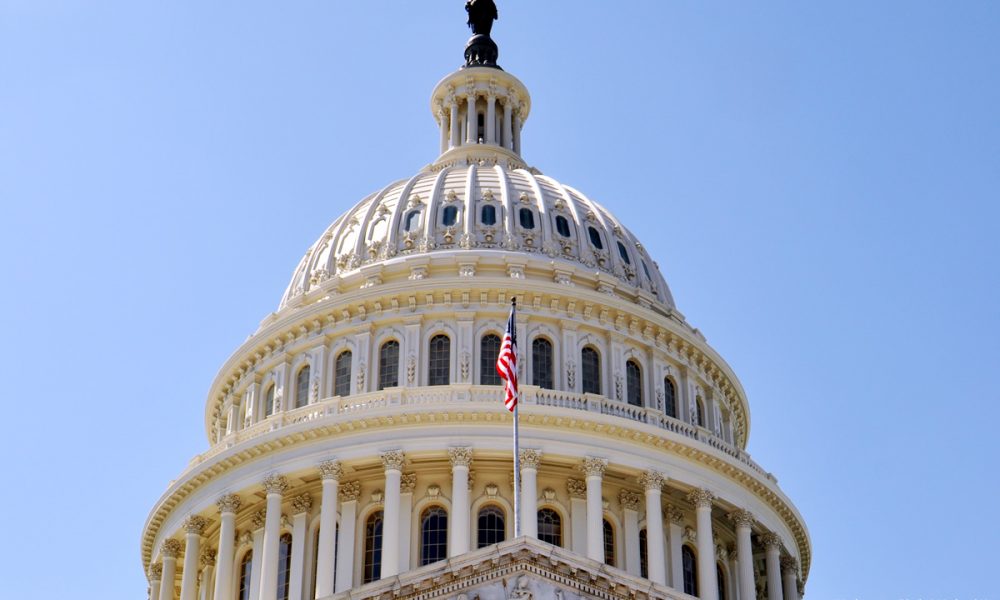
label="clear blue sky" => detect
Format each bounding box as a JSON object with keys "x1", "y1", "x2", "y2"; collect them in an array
[{"x1": 1, "y1": 2, "x2": 997, "y2": 599}]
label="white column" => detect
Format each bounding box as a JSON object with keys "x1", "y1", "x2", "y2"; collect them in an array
[
  {"x1": 580, "y1": 457, "x2": 608, "y2": 562},
  {"x1": 159, "y1": 539, "x2": 182, "y2": 600},
  {"x1": 199, "y1": 549, "x2": 216, "y2": 600},
  {"x1": 688, "y1": 489, "x2": 718, "y2": 600},
  {"x1": 502, "y1": 101, "x2": 513, "y2": 150},
  {"x1": 449, "y1": 101, "x2": 460, "y2": 148},
  {"x1": 727, "y1": 546, "x2": 740, "y2": 600},
  {"x1": 249, "y1": 529, "x2": 264, "y2": 600},
  {"x1": 465, "y1": 92, "x2": 477, "y2": 144},
  {"x1": 485, "y1": 94, "x2": 496, "y2": 144},
  {"x1": 380, "y1": 451, "x2": 404, "y2": 578},
  {"x1": 258, "y1": 474, "x2": 289, "y2": 600},
  {"x1": 618, "y1": 490, "x2": 641, "y2": 577},
  {"x1": 729, "y1": 509, "x2": 756, "y2": 600},
  {"x1": 334, "y1": 482, "x2": 360, "y2": 593},
  {"x1": 781, "y1": 557, "x2": 800, "y2": 600},
  {"x1": 519, "y1": 449, "x2": 541, "y2": 538},
  {"x1": 762, "y1": 533, "x2": 784, "y2": 600},
  {"x1": 314, "y1": 461, "x2": 341, "y2": 598},
  {"x1": 666, "y1": 506, "x2": 684, "y2": 590},
  {"x1": 567, "y1": 480, "x2": 587, "y2": 554},
  {"x1": 449, "y1": 448, "x2": 473, "y2": 556},
  {"x1": 149, "y1": 563, "x2": 163, "y2": 600},
  {"x1": 639, "y1": 471, "x2": 666, "y2": 584},
  {"x1": 180, "y1": 516, "x2": 208, "y2": 600},
  {"x1": 512, "y1": 111, "x2": 522, "y2": 153},
  {"x1": 437, "y1": 104, "x2": 448, "y2": 154},
  {"x1": 212, "y1": 495, "x2": 241, "y2": 600},
  {"x1": 288, "y1": 495, "x2": 311, "y2": 600},
  {"x1": 398, "y1": 474, "x2": 415, "y2": 573}
]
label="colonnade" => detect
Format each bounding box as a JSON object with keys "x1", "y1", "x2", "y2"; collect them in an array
[{"x1": 437, "y1": 89, "x2": 523, "y2": 154}]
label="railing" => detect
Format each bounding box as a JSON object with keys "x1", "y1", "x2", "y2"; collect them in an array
[{"x1": 200, "y1": 386, "x2": 774, "y2": 481}]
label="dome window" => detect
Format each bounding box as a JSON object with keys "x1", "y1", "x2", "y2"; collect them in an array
[
  {"x1": 404, "y1": 211, "x2": 421, "y2": 232},
  {"x1": 363, "y1": 511, "x2": 384, "y2": 584},
  {"x1": 378, "y1": 341, "x2": 400, "y2": 390},
  {"x1": 481, "y1": 204, "x2": 497, "y2": 225},
  {"x1": 442, "y1": 205, "x2": 459, "y2": 227},
  {"x1": 626, "y1": 359, "x2": 642, "y2": 407},
  {"x1": 617, "y1": 241, "x2": 631, "y2": 265},
  {"x1": 480, "y1": 334, "x2": 502, "y2": 385},
  {"x1": 531, "y1": 338, "x2": 554, "y2": 389},
  {"x1": 587, "y1": 226, "x2": 604, "y2": 250},
  {"x1": 581, "y1": 346, "x2": 601, "y2": 394},
  {"x1": 334, "y1": 351, "x2": 352, "y2": 397},
  {"x1": 419, "y1": 506, "x2": 448, "y2": 566},
  {"x1": 537, "y1": 508, "x2": 562, "y2": 546},
  {"x1": 428, "y1": 334, "x2": 451, "y2": 386},
  {"x1": 555, "y1": 215, "x2": 571, "y2": 237},
  {"x1": 663, "y1": 377, "x2": 677, "y2": 418},
  {"x1": 477, "y1": 506, "x2": 506, "y2": 548},
  {"x1": 518, "y1": 208, "x2": 535, "y2": 229}
]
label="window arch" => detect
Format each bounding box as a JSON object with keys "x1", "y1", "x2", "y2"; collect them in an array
[
  {"x1": 363, "y1": 511, "x2": 384, "y2": 584},
  {"x1": 626, "y1": 359, "x2": 642, "y2": 407},
  {"x1": 237, "y1": 550, "x2": 253, "y2": 600},
  {"x1": 617, "y1": 241, "x2": 631, "y2": 265},
  {"x1": 695, "y1": 397, "x2": 706, "y2": 427},
  {"x1": 419, "y1": 506, "x2": 448, "y2": 566},
  {"x1": 480, "y1": 334, "x2": 502, "y2": 386},
  {"x1": 277, "y1": 533, "x2": 293, "y2": 600},
  {"x1": 682, "y1": 545, "x2": 698, "y2": 596},
  {"x1": 602, "y1": 519, "x2": 616, "y2": 566},
  {"x1": 428, "y1": 334, "x2": 450, "y2": 386},
  {"x1": 639, "y1": 528, "x2": 648, "y2": 578},
  {"x1": 442, "y1": 205, "x2": 459, "y2": 227},
  {"x1": 378, "y1": 340, "x2": 399, "y2": 390},
  {"x1": 481, "y1": 204, "x2": 497, "y2": 226},
  {"x1": 555, "y1": 215, "x2": 571, "y2": 237},
  {"x1": 537, "y1": 508, "x2": 562, "y2": 546},
  {"x1": 663, "y1": 377, "x2": 677, "y2": 418},
  {"x1": 404, "y1": 210, "x2": 421, "y2": 232},
  {"x1": 264, "y1": 384, "x2": 276, "y2": 418},
  {"x1": 334, "y1": 351, "x2": 352, "y2": 397},
  {"x1": 531, "y1": 338, "x2": 554, "y2": 389},
  {"x1": 581, "y1": 346, "x2": 601, "y2": 395},
  {"x1": 295, "y1": 365, "x2": 311, "y2": 409},
  {"x1": 587, "y1": 226, "x2": 604, "y2": 249},
  {"x1": 477, "y1": 505, "x2": 506, "y2": 548},
  {"x1": 518, "y1": 208, "x2": 535, "y2": 229}
]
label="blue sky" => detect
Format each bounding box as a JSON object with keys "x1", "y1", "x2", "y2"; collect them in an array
[{"x1": 1, "y1": 2, "x2": 998, "y2": 598}]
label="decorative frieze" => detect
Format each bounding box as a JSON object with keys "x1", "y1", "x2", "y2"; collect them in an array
[{"x1": 381, "y1": 450, "x2": 405, "y2": 471}]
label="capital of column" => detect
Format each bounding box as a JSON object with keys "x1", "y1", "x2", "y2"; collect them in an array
[
  {"x1": 216, "y1": 493, "x2": 242, "y2": 515},
  {"x1": 566, "y1": 478, "x2": 587, "y2": 499},
  {"x1": 262, "y1": 473, "x2": 289, "y2": 495},
  {"x1": 519, "y1": 449, "x2": 542, "y2": 469},
  {"x1": 780, "y1": 555, "x2": 799, "y2": 576},
  {"x1": 638, "y1": 470, "x2": 664, "y2": 491},
  {"x1": 686, "y1": 488, "x2": 715, "y2": 509},
  {"x1": 183, "y1": 515, "x2": 209, "y2": 535},
  {"x1": 251, "y1": 509, "x2": 267, "y2": 529},
  {"x1": 148, "y1": 563, "x2": 163, "y2": 580},
  {"x1": 760, "y1": 531, "x2": 783, "y2": 551},
  {"x1": 318, "y1": 460, "x2": 343, "y2": 481},
  {"x1": 200, "y1": 548, "x2": 217, "y2": 568},
  {"x1": 291, "y1": 493, "x2": 313, "y2": 514},
  {"x1": 727, "y1": 508, "x2": 755, "y2": 528},
  {"x1": 380, "y1": 449, "x2": 405, "y2": 471},
  {"x1": 579, "y1": 457, "x2": 608, "y2": 478},
  {"x1": 449, "y1": 447, "x2": 473, "y2": 468},
  {"x1": 400, "y1": 473, "x2": 417, "y2": 493},
  {"x1": 338, "y1": 480, "x2": 361, "y2": 502},
  {"x1": 618, "y1": 489, "x2": 641, "y2": 511},
  {"x1": 160, "y1": 538, "x2": 182, "y2": 559},
  {"x1": 664, "y1": 503, "x2": 685, "y2": 524}
]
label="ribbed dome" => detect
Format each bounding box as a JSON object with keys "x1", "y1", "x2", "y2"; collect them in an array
[{"x1": 280, "y1": 163, "x2": 675, "y2": 313}]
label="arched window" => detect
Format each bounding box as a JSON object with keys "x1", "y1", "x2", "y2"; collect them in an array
[
  {"x1": 428, "y1": 334, "x2": 450, "y2": 386},
  {"x1": 264, "y1": 384, "x2": 276, "y2": 417},
  {"x1": 531, "y1": 338, "x2": 554, "y2": 389},
  {"x1": 419, "y1": 506, "x2": 448, "y2": 566},
  {"x1": 581, "y1": 346, "x2": 601, "y2": 395},
  {"x1": 335, "y1": 351, "x2": 352, "y2": 397},
  {"x1": 663, "y1": 377, "x2": 677, "y2": 418},
  {"x1": 477, "y1": 506, "x2": 506, "y2": 548},
  {"x1": 518, "y1": 208, "x2": 535, "y2": 229},
  {"x1": 480, "y1": 334, "x2": 502, "y2": 385},
  {"x1": 295, "y1": 365, "x2": 311, "y2": 409},
  {"x1": 717, "y1": 564, "x2": 727, "y2": 600},
  {"x1": 588, "y1": 226, "x2": 604, "y2": 249},
  {"x1": 378, "y1": 341, "x2": 399, "y2": 390},
  {"x1": 277, "y1": 533, "x2": 293, "y2": 600},
  {"x1": 481, "y1": 204, "x2": 497, "y2": 226},
  {"x1": 404, "y1": 211, "x2": 421, "y2": 232},
  {"x1": 537, "y1": 508, "x2": 562, "y2": 546},
  {"x1": 639, "y1": 529, "x2": 648, "y2": 578},
  {"x1": 626, "y1": 359, "x2": 642, "y2": 407},
  {"x1": 555, "y1": 215, "x2": 571, "y2": 237},
  {"x1": 363, "y1": 511, "x2": 383, "y2": 584},
  {"x1": 695, "y1": 397, "x2": 706, "y2": 428},
  {"x1": 442, "y1": 205, "x2": 458, "y2": 227},
  {"x1": 682, "y1": 545, "x2": 698, "y2": 596},
  {"x1": 603, "y1": 519, "x2": 616, "y2": 567},
  {"x1": 238, "y1": 550, "x2": 253, "y2": 600},
  {"x1": 617, "y1": 241, "x2": 631, "y2": 265}
]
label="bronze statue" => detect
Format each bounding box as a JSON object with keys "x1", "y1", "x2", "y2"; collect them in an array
[
  {"x1": 463, "y1": 0, "x2": 501, "y2": 69},
  {"x1": 466, "y1": 0, "x2": 498, "y2": 36}
]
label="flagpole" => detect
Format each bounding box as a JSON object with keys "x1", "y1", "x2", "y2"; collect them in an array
[{"x1": 511, "y1": 297, "x2": 522, "y2": 539}]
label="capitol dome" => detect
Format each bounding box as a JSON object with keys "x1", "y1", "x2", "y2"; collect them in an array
[{"x1": 143, "y1": 6, "x2": 810, "y2": 600}]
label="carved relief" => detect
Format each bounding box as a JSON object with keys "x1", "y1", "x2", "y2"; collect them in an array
[
  {"x1": 519, "y1": 449, "x2": 542, "y2": 469},
  {"x1": 400, "y1": 473, "x2": 417, "y2": 493},
  {"x1": 338, "y1": 481, "x2": 361, "y2": 503},
  {"x1": 566, "y1": 479, "x2": 587, "y2": 499},
  {"x1": 291, "y1": 494, "x2": 313, "y2": 514},
  {"x1": 216, "y1": 494, "x2": 242, "y2": 515},
  {"x1": 618, "y1": 489, "x2": 641, "y2": 511},
  {"x1": 449, "y1": 447, "x2": 474, "y2": 468},
  {"x1": 579, "y1": 457, "x2": 608, "y2": 478},
  {"x1": 318, "y1": 460, "x2": 343, "y2": 481},
  {"x1": 380, "y1": 450, "x2": 405, "y2": 471}
]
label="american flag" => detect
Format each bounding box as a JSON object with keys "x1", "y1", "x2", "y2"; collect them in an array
[{"x1": 496, "y1": 301, "x2": 518, "y2": 411}]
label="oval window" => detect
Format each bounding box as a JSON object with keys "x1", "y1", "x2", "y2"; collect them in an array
[
  {"x1": 588, "y1": 226, "x2": 603, "y2": 249},
  {"x1": 519, "y1": 208, "x2": 535, "y2": 230},
  {"x1": 555, "y1": 215, "x2": 571, "y2": 237}
]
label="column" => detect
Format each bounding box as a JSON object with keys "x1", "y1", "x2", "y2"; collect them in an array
[
  {"x1": 449, "y1": 448, "x2": 473, "y2": 556},
  {"x1": 762, "y1": 533, "x2": 784, "y2": 600},
  {"x1": 465, "y1": 92, "x2": 477, "y2": 144},
  {"x1": 315, "y1": 461, "x2": 341, "y2": 598},
  {"x1": 437, "y1": 104, "x2": 449, "y2": 154},
  {"x1": 618, "y1": 490, "x2": 641, "y2": 577},
  {"x1": 519, "y1": 449, "x2": 541, "y2": 538},
  {"x1": 334, "y1": 482, "x2": 360, "y2": 593},
  {"x1": 502, "y1": 101, "x2": 513, "y2": 150},
  {"x1": 687, "y1": 489, "x2": 719, "y2": 600},
  {"x1": 485, "y1": 94, "x2": 496, "y2": 144},
  {"x1": 212, "y1": 494, "x2": 241, "y2": 600},
  {"x1": 580, "y1": 457, "x2": 608, "y2": 562},
  {"x1": 288, "y1": 494, "x2": 311, "y2": 600},
  {"x1": 449, "y1": 100, "x2": 460, "y2": 148},
  {"x1": 781, "y1": 557, "x2": 800, "y2": 600},
  {"x1": 159, "y1": 539, "x2": 182, "y2": 600},
  {"x1": 258, "y1": 474, "x2": 289, "y2": 600},
  {"x1": 398, "y1": 474, "x2": 416, "y2": 572},
  {"x1": 249, "y1": 525, "x2": 264, "y2": 600},
  {"x1": 727, "y1": 545, "x2": 740, "y2": 600},
  {"x1": 149, "y1": 563, "x2": 163, "y2": 600},
  {"x1": 639, "y1": 471, "x2": 666, "y2": 584},
  {"x1": 380, "y1": 450, "x2": 405, "y2": 578},
  {"x1": 512, "y1": 111, "x2": 522, "y2": 153},
  {"x1": 666, "y1": 505, "x2": 684, "y2": 590},
  {"x1": 728, "y1": 509, "x2": 755, "y2": 600},
  {"x1": 566, "y1": 479, "x2": 587, "y2": 554},
  {"x1": 180, "y1": 516, "x2": 208, "y2": 600},
  {"x1": 199, "y1": 549, "x2": 216, "y2": 600}
]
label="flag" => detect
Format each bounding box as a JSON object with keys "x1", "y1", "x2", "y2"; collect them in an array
[{"x1": 496, "y1": 302, "x2": 518, "y2": 411}]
